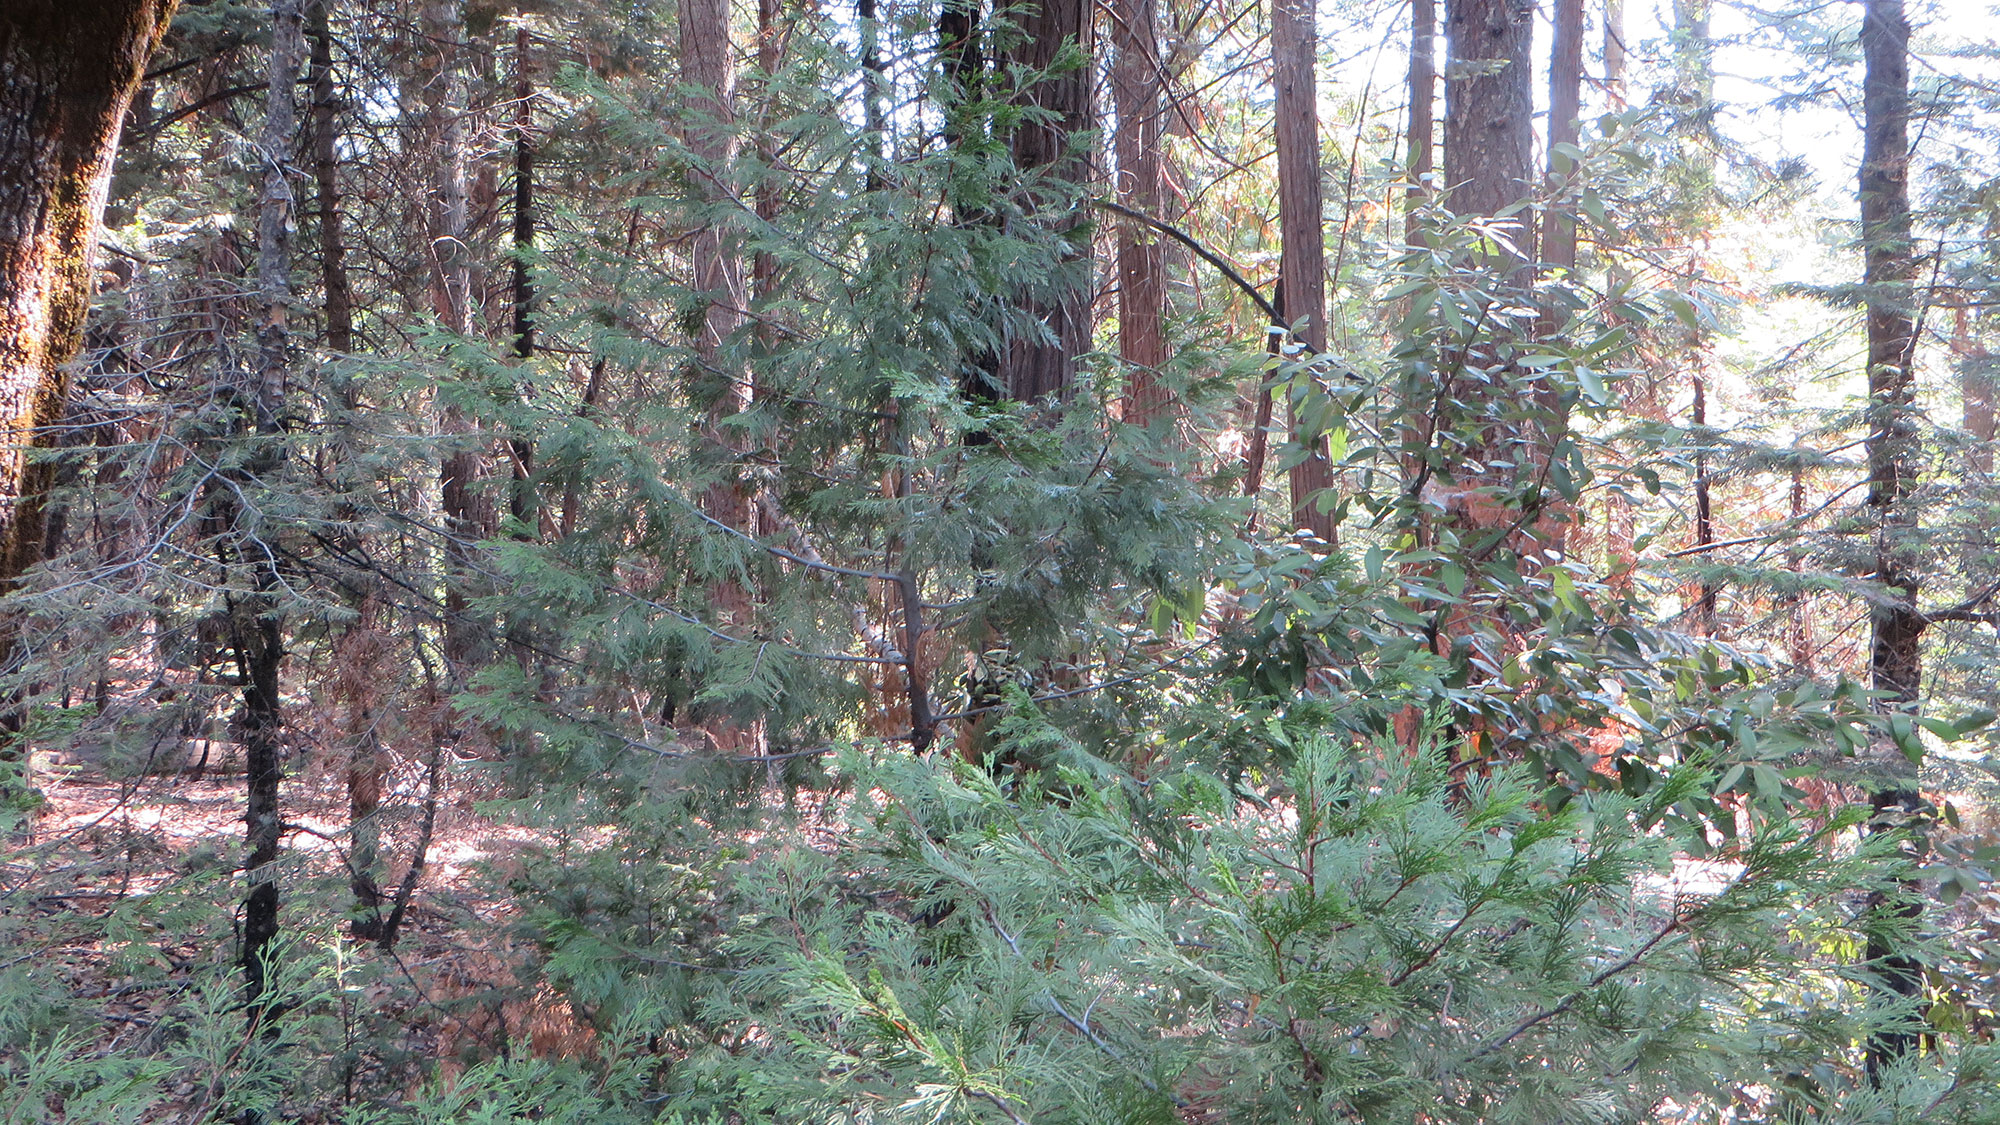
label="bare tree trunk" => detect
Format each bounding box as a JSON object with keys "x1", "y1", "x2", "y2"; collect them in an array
[
  {"x1": 1691, "y1": 375, "x2": 1716, "y2": 633},
  {"x1": 1544, "y1": 0, "x2": 1584, "y2": 278},
  {"x1": 421, "y1": 0, "x2": 494, "y2": 676},
  {"x1": 1113, "y1": 0, "x2": 1171, "y2": 428},
  {"x1": 1858, "y1": 0, "x2": 1925, "y2": 1082},
  {"x1": 681, "y1": 0, "x2": 763, "y2": 754},
  {"x1": 1272, "y1": 0, "x2": 1335, "y2": 542},
  {"x1": 1959, "y1": 305, "x2": 1995, "y2": 475},
  {"x1": 239, "y1": 0, "x2": 303, "y2": 1013},
  {"x1": 1000, "y1": 0, "x2": 1093, "y2": 403},
  {"x1": 1443, "y1": 0, "x2": 1532, "y2": 229},
  {"x1": 858, "y1": 0, "x2": 886, "y2": 185},
  {"x1": 1603, "y1": 0, "x2": 1626, "y2": 107},
  {"x1": 508, "y1": 25, "x2": 537, "y2": 530},
  {"x1": 309, "y1": 0, "x2": 353, "y2": 357},
  {"x1": 0, "y1": 0, "x2": 178, "y2": 731},
  {"x1": 1404, "y1": 0, "x2": 1435, "y2": 246},
  {"x1": 1111, "y1": 0, "x2": 1168, "y2": 417}
]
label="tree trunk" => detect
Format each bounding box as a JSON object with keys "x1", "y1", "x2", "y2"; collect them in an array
[
  {"x1": 1272, "y1": 0, "x2": 1336, "y2": 542},
  {"x1": 1404, "y1": 0, "x2": 1435, "y2": 246},
  {"x1": 1603, "y1": 0, "x2": 1626, "y2": 107},
  {"x1": 1958, "y1": 305, "x2": 1995, "y2": 475},
  {"x1": 1443, "y1": 0, "x2": 1532, "y2": 231},
  {"x1": 1858, "y1": 0, "x2": 1925, "y2": 1082},
  {"x1": 0, "y1": 0, "x2": 178, "y2": 707},
  {"x1": 421, "y1": 0, "x2": 494, "y2": 675},
  {"x1": 309, "y1": 0, "x2": 353, "y2": 357},
  {"x1": 1000, "y1": 0, "x2": 1093, "y2": 403},
  {"x1": 1544, "y1": 0, "x2": 1584, "y2": 278},
  {"x1": 681, "y1": 0, "x2": 763, "y2": 753},
  {"x1": 240, "y1": 0, "x2": 303, "y2": 1012},
  {"x1": 508, "y1": 25, "x2": 537, "y2": 530},
  {"x1": 1113, "y1": 0, "x2": 1171, "y2": 428}
]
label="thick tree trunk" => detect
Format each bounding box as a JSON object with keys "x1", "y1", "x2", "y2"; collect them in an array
[
  {"x1": 1858, "y1": 0, "x2": 1924, "y2": 1082},
  {"x1": 0, "y1": 0, "x2": 177, "y2": 697},
  {"x1": 1272, "y1": 0, "x2": 1335, "y2": 542},
  {"x1": 1000, "y1": 0, "x2": 1093, "y2": 403},
  {"x1": 681, "y1": 0, "x2": 763, "y2": 753},
  {"x1": 1443, "y1": 0, "x2": 1532, "y2": 231},
  {"x1": 1113, "y1": 0, "x2": 1171, "y2": 427}
]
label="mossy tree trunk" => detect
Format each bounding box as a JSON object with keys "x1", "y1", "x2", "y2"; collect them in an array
[{"x1": 0, "y1": 0, "x2": 178, "y2": 728}]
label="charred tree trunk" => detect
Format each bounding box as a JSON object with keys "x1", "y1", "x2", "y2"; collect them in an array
[
  {"x1": 0, "y1": 0, "x2": 178, "y2": 737},
  {"x1": 1858, "y1": 0, "x2": 1925, "y2": 1082},
  {"x1": 1272, "y1": 0, "x2": 1336, "y2": 542}
]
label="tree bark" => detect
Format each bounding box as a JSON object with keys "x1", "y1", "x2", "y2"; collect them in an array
[
  {"x1": 1958, "y1": 305, "x2": 1995, "y2": 475},
  {"x1": 421, "y1": 0, "x2": 495, "y2": 674},
  {"x1": 508, "y1": 25, "x2": 537, "y2": 530},
  {"x1": 0, "y1": 0, "x2": 178, "y2": 700},
  {"x1": 1443, "y1": 0, "x2": 1532, "y2": 231},
  {"x1": 681, "y1": 0, "x2": 763, "y2": 753},
  {"x1": 240, "y1": 0, "x2": 302, "y2": 1012},
  {"x1": 1404, "y1": 0, "x2": 1435, "y2": 247},
  {"x1": 309, "y1": 0, "x2": 353, "y2": 357},
  {"x1": 1603, "y1": 0, "x2": 1626, "y2": 107},
  {"x1": 1858, "y1": 0, "x2": 1924, "y2": 1082},
  {"x1": 1544, "y1": 0, "x2": 1584, "y2": 278},
  {"x1": 1272, "y1": 0, "x2": 1335, "y2": 542},
  {"x1": 1113, "y1": 0, "x2": 1171, "y2": 427},
  {"x1": 999, "y1": 0, "x2": 1094, "y2": 403}
]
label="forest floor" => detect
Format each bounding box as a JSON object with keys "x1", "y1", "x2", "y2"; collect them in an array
[{"x1": 8, "y1": 724, "x2": 2000, "y2": 1120}]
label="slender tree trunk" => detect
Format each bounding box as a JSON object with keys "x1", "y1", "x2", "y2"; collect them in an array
[
  {"x1": 1404, "y1": 0, "x2": 1435, "y2": 246},
  {"x1": 1603, "y1": 0, "x2": 1626, "y2": 107},
  {"x1": 422, "y1": 0, "x2": 494, "y2": 675},
  {"x1": 309, "y1": 0, "x2": 353, "y2": 357},
  {"x1": 508, "y1": 25, "x2": 537, "y2": 530},
  {"x1": 1000, "y1": 0, "x2": 1093, "y2": 403},
  {"x1": 1858, "y1": 0, "x2": 1925, "y2": 1082},
  {"x1": 1691, "y1": 374, "x2": 1716, "y2": 633},
  {"x1": 0, "y1": 0, "x2": 178, "y2": 731},
  {"x1": 1544, "y1": 0, "x2": 1584, "y2": 278},
  {"x1": 239, "y1": 0, "x2": 303, "y2": 1013},
  {"x1": 1113, "y1": 0, "x2": 1171, "y2": 427},
  {"x1": 858, "y1": 0, "x2": 886, "y2": 186},
  {"x1": 1272, "y1": 0, "x2": 1335, "y2": 542},
  {"x1": 1959, "y1": 305, "x2": 1995, "y2": 475}
]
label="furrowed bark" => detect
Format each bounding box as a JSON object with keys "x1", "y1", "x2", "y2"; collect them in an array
[{"x1": 0, "y1": 0, "x2": 178, "y2": 743}]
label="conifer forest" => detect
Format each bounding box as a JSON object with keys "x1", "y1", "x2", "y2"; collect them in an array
[{"x1": 7, "y1": 0, "x2": 2000, "y2": 1118}]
